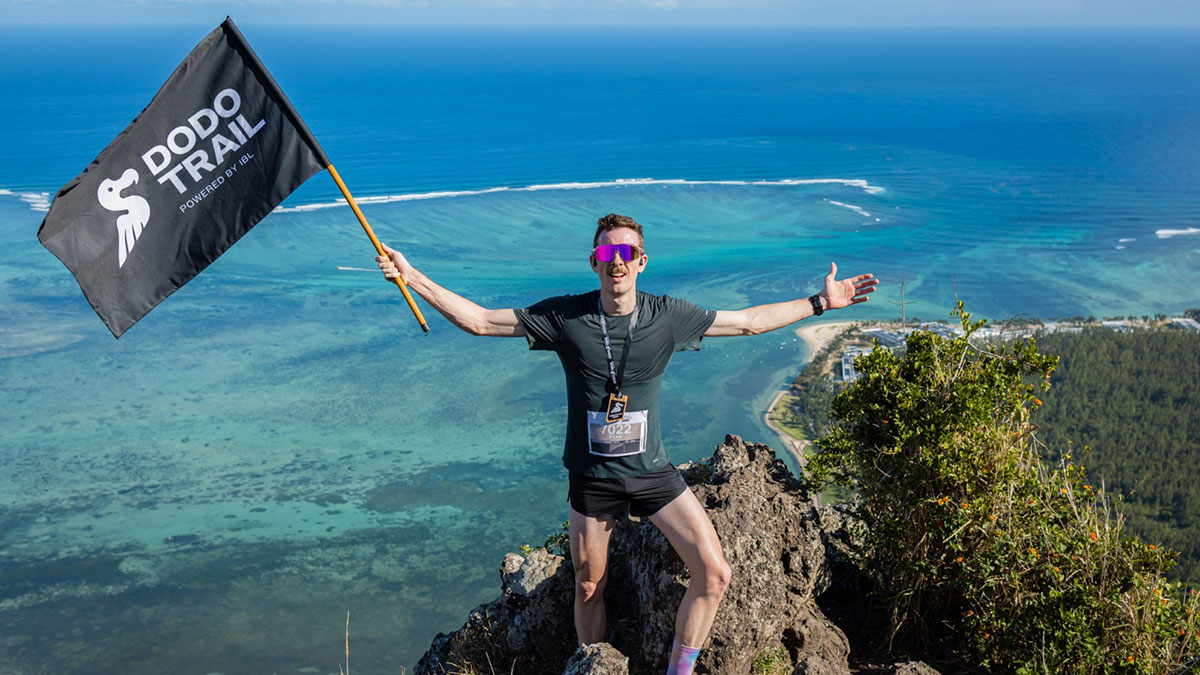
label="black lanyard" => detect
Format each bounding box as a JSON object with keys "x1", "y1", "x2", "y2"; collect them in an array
[{"x1": 598, "y1": 295, "x2": 639, "y2": 396}]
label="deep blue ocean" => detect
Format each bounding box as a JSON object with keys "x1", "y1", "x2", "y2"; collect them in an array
[{"x1": 2, "y1": 25, "x2": 1199, "y2": 674}]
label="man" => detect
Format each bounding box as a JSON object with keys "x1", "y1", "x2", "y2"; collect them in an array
[{"x1": 377, "y1": 213, "x2": 876, "y2": 674}]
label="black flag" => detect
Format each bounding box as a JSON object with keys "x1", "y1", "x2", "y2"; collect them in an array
[{"x1": 37, "y1": 17, "x2": 330, "y2": 338}]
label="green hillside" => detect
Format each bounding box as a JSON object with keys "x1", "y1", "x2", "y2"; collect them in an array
[{"x1": 1034, "y1": 327, "x2": 1200, "y2": 584}]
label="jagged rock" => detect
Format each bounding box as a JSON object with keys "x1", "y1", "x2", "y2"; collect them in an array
[
  {"x1": 504, "y1": 549, "x2": 563, "y2": 596},
  {"x1": 562, "y1": 643, "x2": 630, "y2": 675},
  {"x1": 792, "y1": 654, "x2": 851, "y2": 675},
  {"x1": 414, "y1": 549, "x2": 577, "y2": 674},
  {"x1": 503, "y1": 550, "x2": 574, "y2": 653},
  {"x1": 887, "y1": 661, "x2": 942, "y2": 674},
  {"x1": 626, "y1": 435, "x2": 831, "y2": 674},
  {"x1": 416, "y1": 435, "x2": 846, "y2": 675},
  {"x1": 782, "y1": 602, "x2": 850, "y2": 670},
  {"x1": 816, "y1": 502, "x2": 868, "y2": 596}
]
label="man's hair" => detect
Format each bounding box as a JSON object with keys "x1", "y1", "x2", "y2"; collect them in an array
[{"x1": 593, "y1": 213, "x2": 645, "y2": 249}]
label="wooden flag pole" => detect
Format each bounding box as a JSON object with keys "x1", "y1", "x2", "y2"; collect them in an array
[{"x1": 328, "y1": 165, "x2": 430, "y2": 334}]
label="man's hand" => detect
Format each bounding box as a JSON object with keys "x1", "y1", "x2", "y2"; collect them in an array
[
  {"x1": 821, "y1": 262, "x2": 877, "y2": 310},
  {"x1": 376, "y1": 244, "x2": 413, "y2": 283}
]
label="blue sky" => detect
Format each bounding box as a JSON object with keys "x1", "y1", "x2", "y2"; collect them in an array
[{"x1": 3, "y1": 0, "x2": 1200, "y2": 26}]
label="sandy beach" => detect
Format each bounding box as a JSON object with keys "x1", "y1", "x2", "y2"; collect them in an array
[
  {"x1": 795, "y1": 320, "x2": 859, "y2": 365},
  {"x1": 763, "y1": 389, "x2": 811, "y2": 462},
  {"x1": 763, "y1": 320, "x2": 859, "y2": 471}
]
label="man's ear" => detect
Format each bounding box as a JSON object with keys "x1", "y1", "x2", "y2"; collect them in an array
[{"x1": 590, "y1": 254, "x2": 598, "y2": 271}]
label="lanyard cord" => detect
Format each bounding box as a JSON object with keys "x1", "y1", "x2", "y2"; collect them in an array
[{"x1": 598, "y1": 295, "x2": 639, "y2": 396}]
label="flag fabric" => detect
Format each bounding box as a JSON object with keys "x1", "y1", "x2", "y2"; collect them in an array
[{"x1": 37, "y1": 17, "x2": 330, "y2": 338}]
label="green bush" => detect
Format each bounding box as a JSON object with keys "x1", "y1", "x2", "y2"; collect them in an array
[
  {"x1": 805, "y1": 303, "x2": 1200, "y2": 673},
  {"x1": 520, "y1": 521, "x2": 571, "y2": 560}
]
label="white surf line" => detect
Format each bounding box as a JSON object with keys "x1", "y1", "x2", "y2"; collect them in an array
[
  {"x1": 1156, "y1": 227, "x2": 1200, "y2": 239},
  {"x1": 0, "y1": 189, "x2": 52, "y2": 212},
  {"x1": 2, "y1": 178, "x2": 887, "y2": 215},
  {"x1": 825, "y1": 199, "x2": 871, "y2": 218},
  {"x1": 273, "y1": 177, "x2": 887, "y2": 213}
]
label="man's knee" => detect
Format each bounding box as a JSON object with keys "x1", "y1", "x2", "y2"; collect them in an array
[
  {"x1": 703, "y1": 558, "x2": 732, "y2": 598},
  {"x1": 575, "y1": 571, "x2": 608, "y2": 604}
]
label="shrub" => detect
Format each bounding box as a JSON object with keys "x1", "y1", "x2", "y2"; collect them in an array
[
  {"x1": 520, "y1": 521, "x2": 571, "y2": 560},
  {"x1": 805, "y1": 303, "x2": 1200, "y2": 673}
]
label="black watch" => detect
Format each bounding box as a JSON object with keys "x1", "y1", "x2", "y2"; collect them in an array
[{"x1": 808, "y1": 294, "x2": 825, "y2": 316}]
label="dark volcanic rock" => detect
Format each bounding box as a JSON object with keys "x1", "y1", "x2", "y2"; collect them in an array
[
  {"x1": 415, "y1": 435, "x2": 849, "y2": 675},
  {"x1": 413, "y1": 548, "x2": 577, "y2": 675},
  {"x1": 625, "y1": 435, "x2": 833, "y2": 674},
  {"x1": 887, "y1": 661, "x2": 942, "y2": 674},
  {"x1": 793, "y1": 654, "x2": 852, "y2": 675},
  {"x1": 783, "y1": 602, "x2": 850, "y2": 671},
  {"x1": 563, "y1": 643, "x2": 630, "y2": 675}
]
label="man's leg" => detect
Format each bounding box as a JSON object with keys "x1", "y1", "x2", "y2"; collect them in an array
[
  {"x1": 568, "y1": 506, "x2": 616, "y2": 645},
  {"x1": 648, "y1": 489, "x2": 733, "y2": 661}
]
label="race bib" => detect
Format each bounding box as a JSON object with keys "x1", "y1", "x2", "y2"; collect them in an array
[{"x1": 587, "y1": 410, "x2": 648, "y2": 458}]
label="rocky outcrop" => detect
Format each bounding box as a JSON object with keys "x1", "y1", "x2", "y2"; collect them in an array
[
  {"x1": 887, "y1": 662, "x2": 943, "y2": 675},
  {"x1": 415, "y1": 435, "x2": 940, "y2": 675},
  {"x1": 413, "y1": 547, "x2": 578, "y2": 674},
  {"x1": 563, "y1": 643, "x2": 630, "y2": 675}
]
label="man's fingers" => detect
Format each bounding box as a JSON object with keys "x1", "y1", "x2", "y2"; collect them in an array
[{"x1": 828, "y1": 261, "x2": 838, "y2": 278}]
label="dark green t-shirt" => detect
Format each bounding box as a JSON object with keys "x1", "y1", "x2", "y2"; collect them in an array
[{"x1": 516, "y1": 290, "x2": 716, "y2": 478}]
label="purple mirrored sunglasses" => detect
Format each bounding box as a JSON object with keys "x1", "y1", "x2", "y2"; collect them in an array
[{"x1": 592, "y1": 243, "x2": 643, "y2": 263}]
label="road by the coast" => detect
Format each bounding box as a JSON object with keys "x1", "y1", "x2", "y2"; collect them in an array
[
  {"x1": 763, "y1": 388, "x2": 811, "y2": 467},
  {"x1": 763, "y1": 320, "x2": 858, "y2": 469}
]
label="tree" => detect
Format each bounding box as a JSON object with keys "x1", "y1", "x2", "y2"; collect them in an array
[{"x1": 806, "y1": 304, "x2": 1200, "y2": 673}]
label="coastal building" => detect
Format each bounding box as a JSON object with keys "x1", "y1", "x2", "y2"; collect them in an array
[
  {"x1": 1101, "y1": 320, "x2": 1130, "y2": 333},
  {"x1": 1170, "y1": 317, "x2": 1200, "y2": 332},
  {"x1": 1040, "y1": 324, "x2": 1083, "y2": 335},
  {"x1": 972, "y1": 326, "x2": 1002, "y2": 341},
  {"x1": 919, "y1": 322, "x2": 963, "y2": 339},
  {"x1": 842, "y1": 346, "x2": 869, "y2": 382},
  {"x1": 862, "y1": 328, "x2": 907, "y2": 348}
]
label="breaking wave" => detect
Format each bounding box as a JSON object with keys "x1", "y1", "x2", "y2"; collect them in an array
[
  {"x1": 0, "y1": 189, "x2": 51, "y2": 212},
  {"x1": 1156, "y1": 227, "x2": 1200, "y2": 239},
  {"x1": 272, "y1": 177, "x2": 887, "y2": 213}
]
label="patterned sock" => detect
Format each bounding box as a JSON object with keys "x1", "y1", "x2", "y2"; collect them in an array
[{"x1": 666, "y1": 637, "x2": 701, "y2": 675}]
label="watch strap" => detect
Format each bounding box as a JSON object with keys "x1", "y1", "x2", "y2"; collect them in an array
[{"x1": 808, "y1": 294, "x2": 825, "y2": 316}]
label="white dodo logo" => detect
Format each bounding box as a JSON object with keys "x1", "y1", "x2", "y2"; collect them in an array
[{"x1": 97, "y1": 168, "x2": 151, "y2": 268}]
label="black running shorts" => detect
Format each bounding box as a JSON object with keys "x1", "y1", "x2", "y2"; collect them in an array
[{"x1": 568, "y1": 464, "x2": 688, "y2": 520}]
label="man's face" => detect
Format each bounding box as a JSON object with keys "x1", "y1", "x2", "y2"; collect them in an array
[{"x1": 591, "y1": 227, "x2": 646, "y2": 296}]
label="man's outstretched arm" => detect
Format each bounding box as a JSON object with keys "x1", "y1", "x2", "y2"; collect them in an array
[
  {"x1": 377, "y1": 244, "x2": 526, "y2": 337},
  {"x1": 705, "y1": 262, "x2": 877, "y2": 337}
]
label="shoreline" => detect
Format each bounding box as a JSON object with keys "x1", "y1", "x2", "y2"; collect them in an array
[
  {"x1": 763, "y1": 389, "x2": 811, "y2": 465},
  {"x1": 795, "y1": 320, "x2": 859, "y2": 366},
  {"x1": 763, "y1": 320, "x2": 859, "y2": 471}
]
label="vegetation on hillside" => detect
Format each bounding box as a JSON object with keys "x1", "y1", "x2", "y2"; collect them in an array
[
  {"x1": 783, "y1": 326, "x2": 860, "y2": 440},
  {"x1": 805, "y1": 305, "x2": 1200, "y2": 673},
  {"x1": 1034, "y1": 327, "x2": 1200, "y2": 585}
]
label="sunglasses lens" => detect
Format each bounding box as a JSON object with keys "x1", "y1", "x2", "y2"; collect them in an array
[{"x1": 594, "y1": 244, "x2": 639, "y2": 262}]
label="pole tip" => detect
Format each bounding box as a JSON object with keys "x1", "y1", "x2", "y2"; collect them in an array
[{"x1": 421, "y1": 323, "x2": 431, "y2": 335}]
